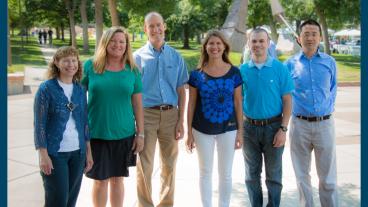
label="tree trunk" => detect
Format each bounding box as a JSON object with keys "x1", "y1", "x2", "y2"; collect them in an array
[
  {"x1": 182, "y1": 25, "x2": 190, "y2": 49},
  {"x1": 95, "y1": 0, "x2": 103, "y2": 49},
  {"x1": 296, "y1": 20, "x2": 301, "y2": 35},
  {"x1": 269, "y1": 18, "x2": 279, "y2": 43},
  {"x1": 56, "y1": 27, "x2": 60, "y2": 39},
  {"x1": 64, "y1": 0, "x2": 77, "y2": 48},
  {"x1": 80, "y1": 0, "x2": 89, "y2": 53},
  {"x1": 221, "y1": 0, "x2": 248, "y2": 52},
  {"x1": 108, "y1": 0, "x2": 120, "y2": 26},
  {"x1": 315, "y1": 7, "x2": 331, "y2": 55},
  {"x1": 196, "y1": 33, "x2": 201, "y2": 44},
  {"x1": 61, "y1": 23, "x2": 65, "y2": 41}
]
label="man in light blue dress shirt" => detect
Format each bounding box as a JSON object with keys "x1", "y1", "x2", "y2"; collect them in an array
[
  {"x1": 133, "y1": 12, "x2": 189, "y2": 207},
  {"x1": 285, "y1": 19, "x2": 338, "y2": 207},
  {"x1": 240, "y1": 28, "x2": 294, "y2": 207}
]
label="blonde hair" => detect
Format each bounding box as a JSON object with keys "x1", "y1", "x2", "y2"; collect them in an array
[
  {"x1": 197, "y1": 30, "x2": 232, "y2": 69},
  {"x1": 93, "y1": 26, "x2": 136, "y2": 73},
  {"x1": 47, "y1": 46, "x2": 82, "y2": 81}
]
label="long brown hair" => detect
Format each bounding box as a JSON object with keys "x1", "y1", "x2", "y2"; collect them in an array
[
  {"x1": 47, "y1": 46, "x2": 82, "y2": 81},
  {"x1": 197, "y1": 30, "x2": 232, "y2": 69},
  {"x1": 93, "y1": 26, "x2": 136, "y2": 73}
]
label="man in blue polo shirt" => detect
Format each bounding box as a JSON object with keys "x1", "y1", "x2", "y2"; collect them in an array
[
  {"x1": 240, "y1": 28, "x2": 293, "y2": 207},
  {"x1": 133, "y1": 12, "x2": 189, "y2": 207},
  {"x1": 285, "y1": 19, "x2": 338, "y2": 207}
]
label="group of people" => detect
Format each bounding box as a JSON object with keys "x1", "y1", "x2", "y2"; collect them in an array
[
  {"x1": 34, "y1": 10, "x2": 338, "y2": 207},
  {"x1": 38, "y1": 29, "x2": 53, "y2": 45}
]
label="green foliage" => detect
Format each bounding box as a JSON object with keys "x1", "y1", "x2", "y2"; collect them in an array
[
  {"x1": 247, "y1": 0, "x2": 272, "y2": 28},
  {"x1": 121, "y1": 0, "x2": 178, "y2": 18},
  {"x1": 166, "y1": 0, "x2": 204, "y2": 42}
]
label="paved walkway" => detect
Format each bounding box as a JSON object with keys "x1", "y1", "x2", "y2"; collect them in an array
[{"x1": 8, "y1": 46, "x2": 361, "y2": 206}]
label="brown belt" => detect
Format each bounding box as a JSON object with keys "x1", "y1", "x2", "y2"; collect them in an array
[
  {"x1": 296, "y1": 115, "x2": 331, "y2": 122},
  {"x1": 245, "y1": 114, "x2": 282, "y2": 126},
  {"x1": 149, "y1": 105, "x2": 174, "y2": 111}
]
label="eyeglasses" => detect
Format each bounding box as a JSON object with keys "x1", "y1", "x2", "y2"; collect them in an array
[{"x1": 66, "y1": 102, "x2": 78, "y2": 112}]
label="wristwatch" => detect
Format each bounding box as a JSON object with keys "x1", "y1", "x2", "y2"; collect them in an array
[{"x1": 280, "y1": 125, "x2": 288, "y2": 132}]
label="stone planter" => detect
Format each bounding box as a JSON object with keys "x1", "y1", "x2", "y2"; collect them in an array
[{"x1": 8, "y1": 73, "x2": 25, "y2": 95}]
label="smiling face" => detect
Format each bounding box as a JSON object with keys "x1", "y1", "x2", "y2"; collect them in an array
[
  {"x1": 106, "y1": 32, "x2": 126, "y2": 59},
  {"x1": 55, "y1": 55, "x2": 79, "y2": 80},
  {"x1": 248, "y1": 31, "x2": 270, "y2": 59},
  {"x1": 206, "y1": 36, "x2": 226, "y2": 60},
  {"x1": 298, "y1": 24, "x2": 321, "y2": 55},
  {"x1": 144, "y1": 14, "x2": 166, "y2": 47}
]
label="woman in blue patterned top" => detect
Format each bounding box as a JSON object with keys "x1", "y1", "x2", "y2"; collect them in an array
[
  {"x1": 34, "y1": 46, "x2": 93, "y2": 207},
  {"x1": 186, "y1": 30, "x2": 243, "y2": 207}
]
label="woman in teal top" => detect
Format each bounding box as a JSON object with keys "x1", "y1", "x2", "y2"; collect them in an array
[{"x1": 81, "y1": 27, "x2": 144, "y2": 207}]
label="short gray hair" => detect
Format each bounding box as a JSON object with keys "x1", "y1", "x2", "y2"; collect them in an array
[{"x1": 144, "y1": 12, "x2": 164, "y2": 24}]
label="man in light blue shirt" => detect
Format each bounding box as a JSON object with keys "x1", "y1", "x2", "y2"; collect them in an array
[
  {"x1": 133, "y1": 12, "x2": 188, "y2": 207},
  {"x1": 285, "y1": 19, "x2": 338, "y2": 207},
  {"x1": 240, "y1": 28, "x2": 293, "y2": 207}
]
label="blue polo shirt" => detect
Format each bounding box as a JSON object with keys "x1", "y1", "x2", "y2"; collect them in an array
[
  {"x1": 240, "y1": 56, "x2": 294, "y2": 119},
  {"x1": 133, "y1": 42, "x2": 189, "y2": 107},
  {"x1": 284, "y1": 51, "x2": 337, "y2": 117}
]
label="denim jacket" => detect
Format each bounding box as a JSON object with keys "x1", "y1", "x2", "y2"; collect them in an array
[{"x1": 34, "y1": 78, "x2": 90, "y2": 156}]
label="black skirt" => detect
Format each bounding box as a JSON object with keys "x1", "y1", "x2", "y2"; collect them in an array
[{"x1": 86, "y1": 135, "x2": 136, "y2": 180}]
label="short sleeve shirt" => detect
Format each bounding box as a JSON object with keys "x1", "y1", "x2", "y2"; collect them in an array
[
  {"x1": 188, "y1": 66, "x2": 243, "y2": 135},
  {"x1": 240, "y1": 56, "x2": 294, "y2": 119},
  {"x1": 81, "y1": 59, "x2": 142, "y2": 140}
]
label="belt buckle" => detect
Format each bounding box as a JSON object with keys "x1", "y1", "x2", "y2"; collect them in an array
[
  {"x1": 159, "y1": 105, "x2": 165, "y2": 111},
  {"x1": 316, "y1": 116, "x2": 322, "y2": 121}
]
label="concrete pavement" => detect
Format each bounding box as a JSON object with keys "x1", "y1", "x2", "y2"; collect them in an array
[{"x1": 7, "y1": 46, "x2": 361, "y2": 206}]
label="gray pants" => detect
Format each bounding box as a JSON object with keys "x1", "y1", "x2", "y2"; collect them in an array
[{"x1": 289, "y1": 116, "x2": 338, "y2": 207}]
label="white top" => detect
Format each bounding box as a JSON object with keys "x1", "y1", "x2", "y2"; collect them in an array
[{"x1": 57, "y1": 80, "x2": 80, "y2": 152}]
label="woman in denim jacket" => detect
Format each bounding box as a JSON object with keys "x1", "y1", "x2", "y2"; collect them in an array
[{"x1": 34, "y1": 46, "x2": 93, "y2": 207}]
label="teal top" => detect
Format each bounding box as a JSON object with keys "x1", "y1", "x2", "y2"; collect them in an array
[
  {"x1": 82, "y1": 59, "x2": 142, "y2": 140},
  {"x1": 240, "y1": 56, "x2": 294, "y2": 119}
]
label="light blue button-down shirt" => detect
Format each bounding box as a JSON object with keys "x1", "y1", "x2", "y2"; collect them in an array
[
  {"x1": 134, "y1": 42, "x2": 189, "y2": 108},
  {"x1": 240, "y1": 56, "x2": 294, "y2": 119},
  {"x1": 284, "y1": 51, "x2": 337, "y2": 116}
]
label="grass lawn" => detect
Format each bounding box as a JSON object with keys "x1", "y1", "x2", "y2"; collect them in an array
[
  {"x1": 9, "y1": 35, "x2": 359, "y2": 82},
  {"x1": 8, "y1": 36, "x2": 46, "y2": 73}
]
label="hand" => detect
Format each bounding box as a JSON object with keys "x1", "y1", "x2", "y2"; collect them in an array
[
  {"x1": 132, "y1": 135, "x2": 144, "y2": 154},
  {"x1": 84, "y1": 148, "x2": 94, "y2": 173},
  {"x1": 38, "y1": 149, "x2": 53, "y2": 175},
  {"x1": 175, "y1": 120, "x2": 184, "y2": 140},
  {"x1": 185, "y1": 132, "x2": 196, "y2": 153},
  {"x1": 234, "y1": 131, "x2": 243, "y2": 149},
  {"x1": 273, "y1": 129, "x2": 286, "y2": 147}
]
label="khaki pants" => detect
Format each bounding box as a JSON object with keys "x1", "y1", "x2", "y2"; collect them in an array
[
  {"x1": 290, "y1": 116, "x2": 338, "y2": 207},
  {"x1": 137, "y1": 108, "x2": 179, "y2": 207}
]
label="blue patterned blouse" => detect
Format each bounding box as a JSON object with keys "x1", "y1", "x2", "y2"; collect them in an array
[{"x1": 188, "y1": 66, "x2": 243, "y2": 135}]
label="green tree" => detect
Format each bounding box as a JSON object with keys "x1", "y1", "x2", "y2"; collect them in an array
[
  {"x1": 128, "y1": 13, "x2": 144, "y2": 42},
  {"x1": 122, "y1": 0, "x2": 178, "y2": 18},
  {"x1": 166, "y1": 0, "x2": 205, "y2": 49},
  {"x1": 108, "y1": 0, "x2": 120, "y2": 26}
]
